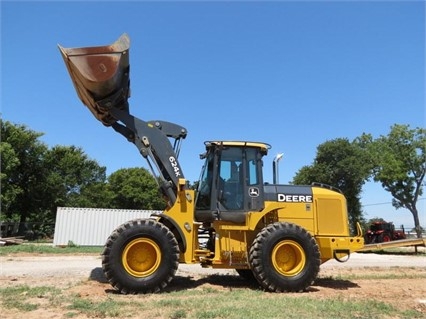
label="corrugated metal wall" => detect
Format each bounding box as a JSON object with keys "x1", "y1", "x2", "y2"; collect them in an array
[{"x1": 53, "y1": 207, "x2": 160, "y2": 246}]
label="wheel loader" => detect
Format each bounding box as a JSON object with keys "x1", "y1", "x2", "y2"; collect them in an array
[{"x1": 58, "y1": 34, "x2": 364, "y2": 294}]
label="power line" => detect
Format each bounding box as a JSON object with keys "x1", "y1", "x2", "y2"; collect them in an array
[
  {"x1": 362, "y1": 201, "x2": 393, "y2": 207},
  {"x1": 362, "y1": 197, "x2": 425, "y2": 207}
]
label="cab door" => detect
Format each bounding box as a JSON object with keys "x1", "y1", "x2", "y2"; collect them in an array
[{"x1": 217, "y1": 146, "x2": 265, "y2": 219}]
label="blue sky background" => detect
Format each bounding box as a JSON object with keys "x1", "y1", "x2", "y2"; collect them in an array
[{"x1": 2, "y1": 1, "x2": 425, "y2": 230}]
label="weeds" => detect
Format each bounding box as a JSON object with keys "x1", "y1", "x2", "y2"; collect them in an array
[
  {"x1": 0, "y1": 285, "x2": 61, "y2": 312},
  {"x1": 0, "y1": 243, "x2": 102, "y2": 256},
  {"x1": 0, "y1": 282, "x2": 423, "y2": 318}
]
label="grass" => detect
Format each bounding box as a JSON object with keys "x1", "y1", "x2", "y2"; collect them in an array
[
  {"x1": 0, "y1": 243, "x2": 103, "y2": 256},
  {"x1": 0, "y1": 285, "x2": 62, "y2": 312},
  {"x1": 329, "y1": 268, "x2": 426, "y2": 281},
  {"x1": 0, "y1": 284, "x2": 421, "y2": 319},
  {"x1": 67, "y1": 297, "x2": 126, "y2": 317}
]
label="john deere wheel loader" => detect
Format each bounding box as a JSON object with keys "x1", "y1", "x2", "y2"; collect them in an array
[{"x1": 58, "y1": 34, "x2": 364, "y2": 294}]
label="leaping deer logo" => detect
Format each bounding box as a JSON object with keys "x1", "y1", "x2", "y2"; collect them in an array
[{"x1": 249, "y1": 187, "x2": 259, "y2": 197}]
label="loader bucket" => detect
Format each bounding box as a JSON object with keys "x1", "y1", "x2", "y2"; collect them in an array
[{"x1": 58, "y1": 33, "x2": 130, "y2": 126}]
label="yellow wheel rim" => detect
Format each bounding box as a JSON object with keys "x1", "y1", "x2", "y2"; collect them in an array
[
  {"x1": 122, "y1": 238, "x2": 161, "y2": 277},
  {"x1": 272, "y1": 240, "x2": 306, "y2": 277}
]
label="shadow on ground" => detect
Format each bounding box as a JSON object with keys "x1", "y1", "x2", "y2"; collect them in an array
[{"x1": 89, "y1": 267, "x2": 359, "y2": 293}]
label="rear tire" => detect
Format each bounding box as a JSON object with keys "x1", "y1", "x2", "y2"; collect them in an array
[
  {"x1": 249, "y1": 222, "x2": 320, "y2": 292},
  {"x1": 102, "y1": 219, "x2": 179, "y2": 294},
  {"x1": 382, "y1": 233, "x2": 392, "y2": 242}
]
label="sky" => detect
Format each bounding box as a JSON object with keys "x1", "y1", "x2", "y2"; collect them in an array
[{"x1": 1, "y1": 0, "x2": 425, "y2": 230}]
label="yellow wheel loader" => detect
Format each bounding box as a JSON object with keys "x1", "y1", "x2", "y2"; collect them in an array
[{"x1": 58, "y1": 34, "x2": 364, "y2": 294}]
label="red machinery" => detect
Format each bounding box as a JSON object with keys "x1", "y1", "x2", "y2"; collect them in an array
[{"x1": 365, "y1": 221, "x2": 406, "y2": 244}]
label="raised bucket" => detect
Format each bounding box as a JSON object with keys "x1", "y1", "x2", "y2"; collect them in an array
[{"x1": 58, "y1": 33, "x2": 131, "y2": 126}]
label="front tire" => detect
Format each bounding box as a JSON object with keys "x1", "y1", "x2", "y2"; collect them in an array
[
  {"x1": 249, "y1": 222, "x2": 320, "y2": 292},
  {"x1": 102, "y1": 219, "x2": 179, "y2": 294}
]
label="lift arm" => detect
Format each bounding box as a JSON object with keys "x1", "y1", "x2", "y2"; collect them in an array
[{"x1": 58, "y1": 33, "x2": 186, "y2": 205}]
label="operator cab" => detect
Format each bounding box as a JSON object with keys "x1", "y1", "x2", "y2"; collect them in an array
[{"x1": 195, "y1": 141, "x2": 270, "y2": 223}]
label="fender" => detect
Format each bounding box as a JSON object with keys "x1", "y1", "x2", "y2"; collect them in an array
[{"x1": 150, "y1": 212, "x2": 187, "y2": 253}]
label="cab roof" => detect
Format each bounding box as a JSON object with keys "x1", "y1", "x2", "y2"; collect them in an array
[{"x1": 204, "y1": 141, "x2": 271, "y2": 153}]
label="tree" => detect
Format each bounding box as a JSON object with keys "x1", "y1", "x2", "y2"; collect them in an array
[
  {"x1": 68, "y1": 182, "x2": 113, "y2": 208},
  {"x1": 366, "y1": 124, "x2": 425, "y2": 238},
  {"x1": 292, "y1": 138, "x2": 372, "y2": 232},
  {"x1": 1, "y1": 120, "x2": 108, "y2": 237},
  {"x1": 108, "y1": 167, "x2": 167, "y2": 210},
  {"x1": 1, "y1": 120, "x2": 49, "y2": 226},
  {"x1": 0, "y1": 142, "x2": 21, "y2": 216},
  {"x1": 43, "y1": 145, "x2": 108, "y2": 212}
]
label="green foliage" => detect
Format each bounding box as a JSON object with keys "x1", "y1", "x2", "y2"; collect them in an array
[
  {"x1": 292, "y1": 125, "x2": 425, "y2": 237},
  {"x1": 0, "y1": 120, "x2": 167, "y2": 236},
  {"x1": 1, "y1": 120, "x2": 107, "y2": 237},
  {"x1": 43, "y1": 145, "x2": 107, "y2": 210},
  {"x1": 0, "y1": 142, "x2": 21, "y2": 211},
  {"x1": 68, "y1": 182, "x2": 113, "y2": 208},
  {"x1": 360, "y1": 124, "x2": 425, "y2": 238},
  {"x1": 1, "y1": 120, "x2": 49, "y2": 225},
  {"x1": 108, "y1": 167, "x2": 167, "y2": 210}
]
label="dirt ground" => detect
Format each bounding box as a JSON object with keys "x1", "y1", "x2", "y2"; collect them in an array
[{"x1": 1, "y1": 250, "x2": 425, "y2": 318}]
